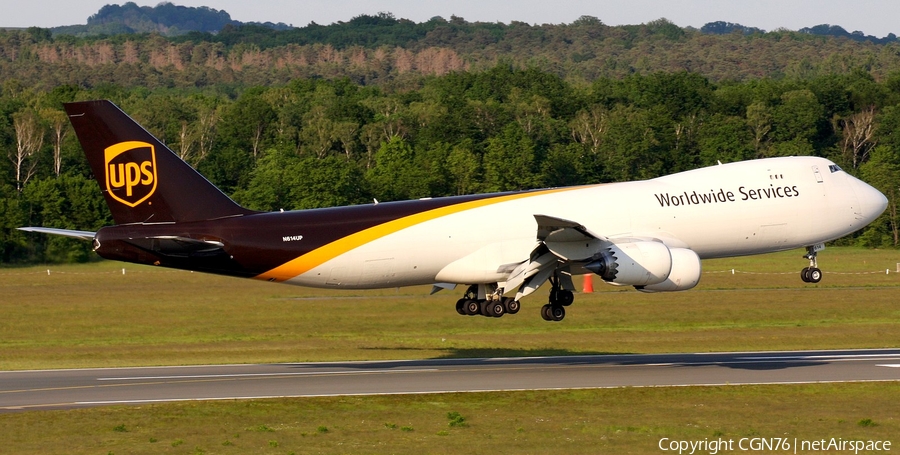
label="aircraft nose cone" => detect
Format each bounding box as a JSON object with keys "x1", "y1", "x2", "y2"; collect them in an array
[{"x1": 855, "y1": 179, "x2": 888, "y2": 223}]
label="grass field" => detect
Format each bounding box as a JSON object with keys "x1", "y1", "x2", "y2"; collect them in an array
[
  {"x1": 1, "y1": 383, "x2": 898, "y2": 455},
  {"x1": 1, "y1": 247, "x2": 899, "y2": 454},
  {"x1": 1, "y1": 247, "x2": 899, "y2": 370}
]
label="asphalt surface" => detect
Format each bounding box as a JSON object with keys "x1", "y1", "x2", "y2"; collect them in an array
[{"x1": 2, "y1": 349, "x2": 900, "y2": 412}]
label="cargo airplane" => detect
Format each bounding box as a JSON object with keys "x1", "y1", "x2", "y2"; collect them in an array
[{"x1": 21, "y1": 100, "x2": 889, "y2": 321}]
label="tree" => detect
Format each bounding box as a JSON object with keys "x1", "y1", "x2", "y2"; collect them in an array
[
  {"x1": 698, "y1": 114, "x2": 755, "y2": 165},
  {"x1": 219, "y1": 90, "x2": 276, "y2": 159},
  {"x1": 570, "y1": 105, "x2": 609, "y2": 155},
  {"x1": 482, "y1": 124, "x2": 542, "y2": 192},
  {"x1": 771, "y1": 89, "x2": 824, "y2": 145},
  {"x1": 745, "y1": 101, "x2": 772, "y2": 156},
  {"x1": 860, "y1": 146, "x2": 900, "y2": 246},
  {"x1": 9, "y1": 109, "x2": 44, "y2": 191},
  {"x1": 40, "y1": 108, "x2": 68, "y2": 177},
  {"x1": 366, "y1": 136, "x2": 431, "y2": 201},
  {"x1": 445, "y1": 140, "x2": 481, "y2": 195},
  {"x1": 836, "y1": 105, "x2": 877, "y2": 169},
  {"x1": 193, "y1": 102, "x2": 220, "y2": 167}
]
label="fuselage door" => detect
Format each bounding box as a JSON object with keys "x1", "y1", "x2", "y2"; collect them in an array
[{"x1": 812, "y1": 165, "x2": 823, "y2": 183}]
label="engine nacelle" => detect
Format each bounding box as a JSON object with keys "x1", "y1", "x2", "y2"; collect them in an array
[
  {"x1": 584, "y1": 241, "x2": 672, "y2": 286},
  {"x1": 636, "y1": 247, "x2": 701, "y2": 292}
]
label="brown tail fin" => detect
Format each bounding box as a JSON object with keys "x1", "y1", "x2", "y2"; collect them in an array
[{"x1": 64, "y1": 100, "x2": 252, "y2": 224}]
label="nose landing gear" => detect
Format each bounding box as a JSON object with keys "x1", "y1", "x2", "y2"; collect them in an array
[{"x1": 801, "y1": 244, "x2": 823, "y2": 283}]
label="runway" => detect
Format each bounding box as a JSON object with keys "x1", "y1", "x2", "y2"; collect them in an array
[{"x1": 2, "y1": 349, "x2": 900, "y2": 412}]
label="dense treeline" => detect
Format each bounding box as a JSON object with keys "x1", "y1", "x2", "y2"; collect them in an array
[
  {"x1": 5, "y1": 14, "x2": 900, "y2": 92},
  {"x1": 2, "y1": 65, "x2": 900, "y2": 264}
]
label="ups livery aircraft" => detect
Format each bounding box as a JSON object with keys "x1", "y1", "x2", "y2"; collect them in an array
[{"x1": 22, "y1": 100, "x2": 888, "y2": 321}]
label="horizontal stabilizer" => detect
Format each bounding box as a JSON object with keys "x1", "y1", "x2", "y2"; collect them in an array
[{"x1": 18, "y1": 227, "x2": 96, "y2": 241}]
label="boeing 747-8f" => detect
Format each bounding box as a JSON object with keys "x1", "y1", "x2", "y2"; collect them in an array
[{"x1": 21, "y1": 100, "x2": 889, "y2": 321}]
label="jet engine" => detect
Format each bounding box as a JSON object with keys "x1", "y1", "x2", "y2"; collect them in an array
[
  {"x1": 584, "y1": 241, "x2": 672, "y2": 286},
  {"x1": 584, "y1": 242, "x2": 701, "y2": 291},
  {"x1": 635, "y1": 247, "x2": 701, "y2": 292}
]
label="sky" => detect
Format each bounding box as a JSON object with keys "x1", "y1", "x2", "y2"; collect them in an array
[{"x1": 4, "y1": 0, "x2": 900, "y2": 38}]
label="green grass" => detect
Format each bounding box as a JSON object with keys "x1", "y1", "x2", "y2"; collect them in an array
[
  {"x1": 0, "y1": 383, "x2": 897, "y2": 454},
  {"x1": 1, "y1": 247, "x2": 899, "y2": 454},
  {"x1": 1, "y1": 247, "x2": 900, "y2": 370}
]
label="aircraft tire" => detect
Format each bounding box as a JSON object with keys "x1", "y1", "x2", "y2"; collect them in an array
[
  {"x1": 464, "y1": 299, "x2": 481, "y2": 316},
  {"x1": 456, "y1": 299, "x2": 467, "y2": 315},
  {"x1": 550, "y1": 305, "x2": 566, "y2": 321},
  {"x1": 504, "y1": 298, "x2": 520, "y2": 314},
  {"x1": 807, "y1": 267, "x2": 822, "y2": 283},
  {"x1": 800, "y1": 267, "x2": 811, "y2": 283},
  {"x1": 486, "y1": 300, "x2": 505, "y2": 318},
  {"x1": 540, "y1": 304, "x2": 553, "y2": 321},
  {"x1": 558, "y1": 290, "x2": 574, "y2": 307}
]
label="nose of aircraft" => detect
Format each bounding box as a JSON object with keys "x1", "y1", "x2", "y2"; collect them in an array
[{"x1": 853, "y1": 178, "x2": 888, "y2": 224}]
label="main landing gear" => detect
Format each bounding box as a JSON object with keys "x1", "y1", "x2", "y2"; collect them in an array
[
  {"x1": 800, "y1": 245, "x2": 823, "y2": 283},
  {"x1": 455, "y1": 285, "x2": 520, "y2": 318},
  {"x1": 540, "y1": 275, "x2": 573, "y2": 322},
  {"x1": 455, "y1": 273, "x2": 576, "y2": 322}
]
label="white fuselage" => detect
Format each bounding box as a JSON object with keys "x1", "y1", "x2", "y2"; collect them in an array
[{"x1": 283, "y1": 156, "x2": 886, "y2": 289}]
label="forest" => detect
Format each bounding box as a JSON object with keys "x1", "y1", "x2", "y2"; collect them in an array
[{"x1": 1, "y1": 14, "x2": 900, "y2": 264}]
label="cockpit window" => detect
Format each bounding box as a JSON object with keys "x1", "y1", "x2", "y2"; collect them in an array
[{"x1": 829, "y1": 164, "x2": 843, "y2": 173}]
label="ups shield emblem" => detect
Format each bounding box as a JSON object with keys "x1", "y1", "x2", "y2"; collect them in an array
[{"x1": 104, "y1": 141, "x2": 158, "y2": 207}]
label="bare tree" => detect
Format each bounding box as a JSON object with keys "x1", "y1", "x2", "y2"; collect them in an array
[
  {"x1": 41, "y1": 108, "x2": 68, "y2": 176},
  {"x1": 9, "y1": 110, "x2": 44, "y2": 191},
  {"x1": 570, "y1": 106, "x2": 609, "y2": 154},
  {"x1": 194, "y1": 105, "x2": 218, "y2": 167},
  {"x1": 175, "y1": 120, "x2": 197, "y2": 164},
  {"x1": 837, "y1": 106, "x2": 877, "y2": 169}
]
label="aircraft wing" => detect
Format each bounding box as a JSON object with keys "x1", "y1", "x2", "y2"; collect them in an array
[
  {"x1": 507, "y1": 215, "x2": 609, "y2": 300},
  {"x1": 18, "y1": 227, "x2": 96, "y2": 241},
  {"x1": 534, "y1": 214, "x2": 606, "y2": 244}
]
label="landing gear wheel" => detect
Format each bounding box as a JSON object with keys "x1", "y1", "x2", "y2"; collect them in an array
[
  {"x1": 463, "y1": 299, "x2": 481, "y2": 316},
  {"x1": 540, "y1": 304, "x2": 565, "y2": 322},
  {"x1": 807, "y1": 267, "x2": 822, "y2": 283},
  {"x1": 480, "y1": 299, "x2": 493, "y2": 316},
  {"x1": 541, "y1": 304, "x2": 553, "y2": 321},
  {"x1": 549, "y1": 305, "x2": 565, "y2": 321},
  {"x1": 485, "y1": 300, "x2": 506, "y2": 318},
  {"x1": 456, "y1": 298, "x2": 467, "y2": 315},
  {"x1": 504, "y1": 298, "x2": 520, "y2": 314},
  {"x1": 557, "y1": 290, "x2": 574, "y2": 307},
  {"x1": 800, "y1": 267, "x2": 811, "y2": 283}
]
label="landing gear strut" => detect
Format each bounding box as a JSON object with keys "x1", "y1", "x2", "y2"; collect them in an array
[
  {"x1": 455, "y1": 284, "x2": 520, "y2": 318},
  {"x1": 800, "y1": 245, "x2": 823, "y2": 283},
  {"x1": 540, "y1": 275, "x2": 573, "y2": 322}
]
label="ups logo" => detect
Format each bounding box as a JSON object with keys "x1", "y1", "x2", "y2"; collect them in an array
[{"x1": 104, "y1": 141, "x2": 158, "y2": 207}]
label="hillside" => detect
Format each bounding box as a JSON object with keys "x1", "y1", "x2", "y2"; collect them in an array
[
  {"x1": 2, "y1": 13, "x2": 900, "y2": 92},
  {"x1": 49, "y1": 1, "x2": 291, "y2": 37}
]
